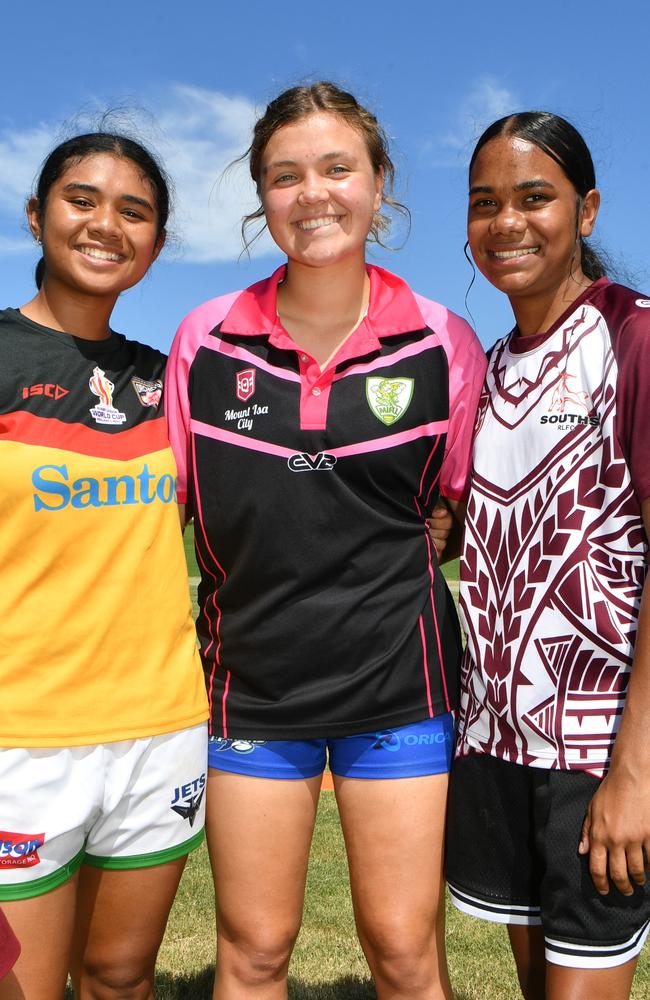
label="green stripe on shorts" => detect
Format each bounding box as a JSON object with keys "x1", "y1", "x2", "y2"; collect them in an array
[
  {"x1": 84, "y1": 828, "x2": 205, "y2": 870},
  {"x1": 0, "y1": 846, "x2": 85, "y2": 901}
]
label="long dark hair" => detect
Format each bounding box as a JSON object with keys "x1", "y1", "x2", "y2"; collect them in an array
[
  {"x1": 469, "y1": 112, "x2": 606, "y2": 280},
  {"x1": 31, "y1": 132, "x2": 171, "y2": 288}
]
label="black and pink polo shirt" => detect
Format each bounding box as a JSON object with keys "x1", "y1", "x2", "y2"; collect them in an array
[{"x1": 166, "y1": 265, "x2": 486, "y2": 739}]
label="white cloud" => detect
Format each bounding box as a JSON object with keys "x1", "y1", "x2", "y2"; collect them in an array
[
  {"x1": 0, "y1": 84, "x2": 274, "y2": 262},
  {"x1": 427, "y1": 77, "x2": 519, "y2": 166},
  {"x1": 155, "y1": 84, "x2": 272, "y2": 262}
]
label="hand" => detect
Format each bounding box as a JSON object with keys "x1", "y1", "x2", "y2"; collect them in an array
[
  {"x1": 579, "y1": 770, "x2": 650, "y2": 895},
  {"x1": 426, "y1": 504, "x2": 454, "y2": 557}
]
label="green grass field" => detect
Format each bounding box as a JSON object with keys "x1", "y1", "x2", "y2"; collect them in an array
[{"x1": 170, "y1": 534, "x2": 648, "y2": 998}]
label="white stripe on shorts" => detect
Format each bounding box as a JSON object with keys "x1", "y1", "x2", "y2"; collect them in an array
[
  {"x1": 448, "y1": 883, "x2": 542, "y2": 926},
  {"x1": 545, "y1": 918, "x2": 650, "y2": 970}
]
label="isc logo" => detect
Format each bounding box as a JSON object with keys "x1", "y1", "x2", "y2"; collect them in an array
[
  {"x1": 23, "y1": 383, "x2": 69, "y2": 400},
  {"x1": 287, "y1": 452, "x2": 337, "y2": 472}
]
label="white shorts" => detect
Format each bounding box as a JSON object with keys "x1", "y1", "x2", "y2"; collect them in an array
[{"x1": 0, "y1": 723, "x2": 207, "y2": 900}]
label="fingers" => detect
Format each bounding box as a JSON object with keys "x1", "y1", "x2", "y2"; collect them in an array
[
  {"x1": 588, "y1": 842, "x2": 610, "y2": 895},
  {"x1": 606, "y1": 846, "x2": 635, "y2": 896},
  {"x1": 626, "y1": 845, "x2": 647, "y2": 888},
  {"x1": 588, "y1": 840, "x2": 648, "y2": 896}
]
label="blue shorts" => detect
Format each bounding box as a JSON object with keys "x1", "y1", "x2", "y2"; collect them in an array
[{"x1": 208, "y1": 714, "x2": 455, "y2": 780}]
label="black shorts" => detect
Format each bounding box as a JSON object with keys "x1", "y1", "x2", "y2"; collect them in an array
[{"x1": 445, "y1": 752, "x2": 650, "y2": 969}]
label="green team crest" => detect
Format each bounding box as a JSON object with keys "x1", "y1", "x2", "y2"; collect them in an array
[{"x1": 366, "y1": 377, "x2": 414, "y2": 425}]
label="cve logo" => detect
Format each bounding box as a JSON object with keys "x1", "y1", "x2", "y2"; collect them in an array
[{"x1": 287, "y1": 452, "x2": 337, "y2": 473}]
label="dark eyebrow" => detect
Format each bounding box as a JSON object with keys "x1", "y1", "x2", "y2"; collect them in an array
[
  {"x1": 61, "y1": 182, "x2": 153, "y2": 211},
  {"x1": 469, "y1": 178, "x2": 555, "y2": 196},
  {"x1": 515, "y1": 178, "x2": 555, "y2": 192}
]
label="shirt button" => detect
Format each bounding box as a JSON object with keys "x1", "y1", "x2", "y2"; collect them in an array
[
  {"x1": 312, "y1": 387, "x2": 321, "y2": 396},
  {"x1": 300, "y1": 353, "x2": 308, "y2": 362}
]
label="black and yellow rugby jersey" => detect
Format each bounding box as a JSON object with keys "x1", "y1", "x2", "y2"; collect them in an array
[
  {"x1": 167, "y1": 266, "x2": 486, "y2": 739},
  {"x1": 0, "y1": 308, "x2": 207, "y2": 747}
]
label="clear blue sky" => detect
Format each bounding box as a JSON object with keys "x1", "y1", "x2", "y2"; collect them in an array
[{"x1": 1, "y1": 2, "x2": 648, "y2": 352}]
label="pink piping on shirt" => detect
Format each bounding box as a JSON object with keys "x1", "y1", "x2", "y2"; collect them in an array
[
  {"x1": 331, "y1": 333, "x2": 444, "y2": 381},
  {"x1": 201, "y1": 338, "x2": 302, "y2": 383},
  {"x1": 331, "y1": 422, "x2": 448, "y2": 459},
  {"x1": 418, "y1": 615, "x2": 434, "y2": 717},
  {"x1": 190, "y1": 434, "x2": 230, "y2": 736}
]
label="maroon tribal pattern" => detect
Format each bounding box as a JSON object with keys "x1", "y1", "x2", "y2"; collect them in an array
[{"x1": 458, "y1": 280, "x2": 650, "y2": 776}]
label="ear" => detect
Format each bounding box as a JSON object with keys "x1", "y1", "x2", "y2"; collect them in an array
[
  {"x1": 26, "y1": 197, "x2": 42, "y2": 241},
  {"x1": 151, "y1": 228, "x2": 166, "y2": 264},
  {"x1": 373, "y1": 165, "x2": 384, "y2": 212},
  {"x1": 579, "y1": 188, "x2": 600, "y2": 238}
]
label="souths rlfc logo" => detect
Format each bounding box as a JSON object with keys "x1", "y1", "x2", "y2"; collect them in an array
[
  {"x1": 548, "y1": 373, "x2": 590, "y2": 414},
  {"x1": 89, "y1": 367, "x2": 126, "y2": 425},
  {"x1": 236, "y1": 368, "x2": 256, "y2": 402},
  {"x1": 366, "y1": 377, "x2": 414, "y2": 426}
]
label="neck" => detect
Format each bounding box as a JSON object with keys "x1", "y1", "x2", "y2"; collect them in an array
[
  {"x1": 19, "y1": 281, "x2": 117, "y2": 341},
  {"x1": 278, "y1": 254, "x2": 370, "y2": 366},
  {"x1": 512, "y1": 271, "x2": 594, "y2": 337}
]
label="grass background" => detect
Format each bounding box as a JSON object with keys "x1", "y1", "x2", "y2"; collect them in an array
[{"x1": 162, "y1": 530, "x2": 648, "y2": 997}]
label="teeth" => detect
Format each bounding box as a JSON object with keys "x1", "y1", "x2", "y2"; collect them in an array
[
  {"x1": 79, "y1": 246, "x2": 123, "y2": 262},
  {"x1": 296, "y1": 216, "x2": 340, "y2": 231},
  {"x1": 492, "y1": 247, "x2": 539, "y2": 259}
]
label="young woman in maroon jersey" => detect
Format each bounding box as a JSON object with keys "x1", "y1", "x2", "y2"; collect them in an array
[
  {"x1": 0, "y1": 133, "x2": 208, "y2": 999},
  {"x1": 445, "y1": 113, "x2": 650, "y2": 999},
  {"x1": 166, "y1": 82, "x2": 486, "y2": 999}
]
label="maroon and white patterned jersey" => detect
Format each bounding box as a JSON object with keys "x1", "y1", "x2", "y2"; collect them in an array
[{"x1": 458, "y1": 279, "x2": 650, "y2": 776}]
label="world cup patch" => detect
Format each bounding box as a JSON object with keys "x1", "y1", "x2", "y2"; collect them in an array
[
  {"x1": 89, "y1": 366, "x2": 126, "y2": 425},
  {"x1": 0, "y1": 830, "x2": 45, "y2": 868},
  {"x1": 131, "y1": 376, "x2": 162, "y2": 408},
  {"x1": 366, "y1": 377, "x2": 414, "y2": 425}
]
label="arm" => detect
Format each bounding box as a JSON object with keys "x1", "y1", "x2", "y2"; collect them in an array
[{"x1": 579, "y1": 498, "x2": 650, "y2": 895}]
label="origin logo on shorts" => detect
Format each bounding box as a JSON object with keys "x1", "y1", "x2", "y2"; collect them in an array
[
  {"x1": 170, "y1": 773, "x2": 206, "y2": 827},
  {"x1": 0, "y1": 831, "x2": 45, "y2": 868}
]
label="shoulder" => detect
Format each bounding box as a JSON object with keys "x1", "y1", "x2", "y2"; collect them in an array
[
  {"x1": 586, "y1": 280, "x2": 650, "y2": 347},
  {"x1": 170, "y1": 289, "x2": 246, "y2": 370},
  {"x1": 117, "y1": 337, "x2": 167, "y2": 380},
  {"x1": 176, "y1": 289, "x2": 245, "y2": 342},
  {"x1": 411, "y1": 290, "x2": 486, "y2": 371}
]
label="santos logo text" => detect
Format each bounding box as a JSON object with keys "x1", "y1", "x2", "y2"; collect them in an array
[{"x1": 32, "y1": 463, "x2": 176, "y2": 511}]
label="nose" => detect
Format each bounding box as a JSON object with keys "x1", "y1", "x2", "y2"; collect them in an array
[
  {"x1": 87, "y1": 205, "x2": 122, "y2": 242},
  {"x1": 490, "y1": 202, "x2": 525, "y2": 236},
  {"x1": 297, "y1": 171, "x2": 328, "y2": 206}
]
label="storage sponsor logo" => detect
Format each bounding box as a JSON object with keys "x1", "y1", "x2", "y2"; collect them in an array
[
  {"x1": 131, "y1": 376, "x2": 162, "y2": 408},
  {"x1": 170, "y1": 773, "x2": 206, "y2": 828},
  {"x1": 366, "y1": 377, "x2": 414, "y2": 426},
  {"x1": 89, "y1": 366, "x2": 126, "y2": 425},
  {"x1": 288, "y1": 452, "x2": 337, "y2": 472},
  {"x1": 0, "y1": 831, "x2": 45, "y2": 869},
  {"x1": 635, "y1": 299, "x2": 650, "y2": 309},
  {"x1": 236, "y1": 368, "x2": 256, "y2": 402},
  {"x1": 22, "y1": 383, "x2": 69, "y2": 401},
  {"x1": 32, "y1": 463, "x2": 176, "y2": 511}
]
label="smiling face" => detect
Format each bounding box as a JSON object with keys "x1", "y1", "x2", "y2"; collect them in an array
[
  {"x1": 259, "y1": 112, "x2": 383, "y2": 271},
  {"x1": 28, "y1": 152, "x2": 164, "y2": 302},
  {"x1": 467, "y1": 136, "x2": 599, "y2": 326}
]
